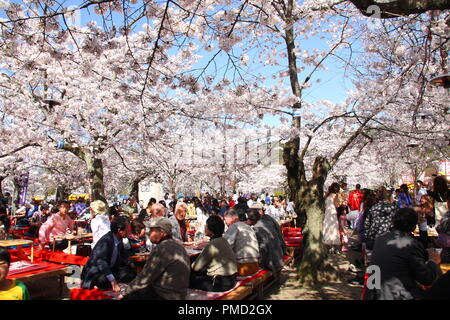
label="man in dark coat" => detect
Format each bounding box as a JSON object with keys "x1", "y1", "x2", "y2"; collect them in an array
[
  {"x1": 366, "y1": 208, "x2": 441, "y2": 300},
  {"x1": 247, "y1": 204, "x2": 286, "y2": 273},
  {"x1": 81, "y1": 216, "x2": 136, "y2": 292}
]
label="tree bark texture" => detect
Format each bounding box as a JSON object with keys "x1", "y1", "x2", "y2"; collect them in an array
[{"x1": 85, "y1": 154, "x2": 107, "y2": 203}]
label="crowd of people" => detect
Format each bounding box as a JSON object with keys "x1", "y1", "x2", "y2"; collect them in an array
[
  {"x1": 322, "y1": 175, "x2": 450, "y2": 299},
  {"x1": 0, "y1": 174, "x2": 449, "y2": 300},
  {"x1": 0, "y1": 191, "x2": 290, "y2": 300}
]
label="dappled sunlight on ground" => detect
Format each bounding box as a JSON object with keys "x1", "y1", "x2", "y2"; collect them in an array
[{"x1": 264, "y1": 231, "x2": 363, "y2": 300}]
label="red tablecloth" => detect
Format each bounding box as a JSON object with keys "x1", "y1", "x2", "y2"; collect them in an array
[
  {"x1": 39, "y1": 250, "x2": 89, "y2": 266},
  {"x1": 6, "y1": 260, "x2": 67, "y2": 279},
  {"x1": 70, "y1": 288, "x2": 112, "y2": 300}
]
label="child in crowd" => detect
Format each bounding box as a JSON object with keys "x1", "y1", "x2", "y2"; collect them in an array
[
  {"x1": 337, "y1": 206, "x2": 349, "y2": 252},
  {"x1": 123, "y1": 219, "x2": 148, "y2": 255},
  {"x1": 0, "y1": 248, "x2": 30, "y2": 300}
]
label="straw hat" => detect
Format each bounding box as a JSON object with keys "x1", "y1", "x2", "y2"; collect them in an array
[{"x1": 90, "y1": 200, "x2": 109, "y2": 216}]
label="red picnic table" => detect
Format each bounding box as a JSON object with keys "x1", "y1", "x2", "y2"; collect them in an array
[{"x1": 7, "y1": 260, "x2": 69, "y2": 298}]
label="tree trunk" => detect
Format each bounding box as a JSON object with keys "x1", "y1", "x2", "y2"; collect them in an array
[
  {"x1": 126, "y1": 176, "x2": 144, "y2": 202},
  {"x1": 296, "y1": 158, "x2": 340, "y2": 285},
  {"x1": 0, "y1": 177, "x2": 4, "y2": 198},
  {"x1": 85, "y1": 154, "x2": 107, "y2": 203},
  {"x1": 12, "y1": 177, "x2": 21, "y2": 214},
  {"x1": 55, "y1": 185, "x2": 70, "y2": 202}
]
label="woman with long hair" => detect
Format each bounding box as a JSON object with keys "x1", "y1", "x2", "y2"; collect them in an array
[
  {"x1": 427, "y1": 175, "x2": 449, "y2": 226},
  {"x1": 322, "y1": 182, "x2": 341, "y2": 254}
]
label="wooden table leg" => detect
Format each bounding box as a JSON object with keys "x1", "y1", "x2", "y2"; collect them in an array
[
  {"x1": 52, "y1": 239, "x2": 56, "y2": 252},
  {"x1": 68, "y1": 240, "x2": 71, "y2": 255},
  {"x1": 31, "y1": 245, "x2": 34, "y2": 263}
]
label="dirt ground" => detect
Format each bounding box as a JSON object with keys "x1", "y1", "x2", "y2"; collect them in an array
[{"x1": 264, "y1": 231, "x2": 364, "y2": 300}]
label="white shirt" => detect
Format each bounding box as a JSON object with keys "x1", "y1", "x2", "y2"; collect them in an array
[
  {"x1": 416, "y1": 187, "x2": 428, "y2": 202},
  {"x1": 266, "y1": 205, "x2": 282, "y2": 222},
  {"x1": 90, "y1": 214, "x2": 111, "y2": 248},
  {"x1": 196, "y1": 207, "x2": 208, "y2": 236}
]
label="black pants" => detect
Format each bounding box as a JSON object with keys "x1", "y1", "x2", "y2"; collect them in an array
[
  {"x1": 189, "y1": 270, "x2": 236, "y2": 292},
  {"x1": 122, "y1": 285, "x2": 165, "y2": 300},
  {"x1": 89, "y1": 265, "x2": 136, "y2": 290},
  {"x1": 54, "y1": 240, "x2": 69, "y2": 251}
]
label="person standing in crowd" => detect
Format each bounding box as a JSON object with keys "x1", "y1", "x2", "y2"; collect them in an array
[
  {"x1": 366, "y1": 208, "x2": 441, "y2": 300},
  {"x1": 186, "y1": 199, "x2": 196, "y2": 218},
  {"x1": 194, "y1": 198, "x2": 208, "y2": 239},
  {"x1": 337, "y1": 206, "x2": 349, "y2": 252},
  {"x1": 323, "y1": 182, "x2": 341, "y2": 254},
  {"x1": 219, "y1": 200, "x2": 229, "y2": 217},
  {"x1": 265, "y1": 193, "x2": 271, "y2": 206},
  {"x1": 81, "y1": 216, "x2": 136, "y2": 291},
  {"x1": 121, "y1": 217, "x2": 190, "y2": 300},
  {"x1": 397, "y1": 184, "x2": 413, "y2": 209},
  {"x1": 90, "y1": 200, "x2": 111, "y2": 249},
  {"x1": 169, "y1": 202, "x2": 189, "y2": 242},
  {"x1": 246, "y1": 206, "x2": 286, "y2": 273},
  {"x1": 347, "y1": 184, "x2": 364, "y2": 229},
  {"x1": 233, "y1": 197, "x2": 249, "y2": 221},
  {"x1": 190, "y1": 215, "x2": 237, "y2": 292},
  {"x1": 415, "y1": 180, "x2": 428, "y2": 203},
  {"x1": 223, "y1": 209, "x2": 260, "y2": 276},
  {"x1": 337, "y1": 182, "x2": 349, "y2": 212},
  {"x1": 364, "y1": 189, "x2": 397, "y2": 251},
  {"x1": 0, "y1": 248, "x2": 30, "y2": 300},
  {"x1": 38, "y1": 201, "x2": 74, "y2": 251},
  {"x1": 265, "y1": 197, "x2": 282, "y2": 222},
  {"x1": 427, "y1": 175, "x2": 449, "y2": 226},
  {"x1": 74, "y1": 197, "x2": 87, "y2": 218}
]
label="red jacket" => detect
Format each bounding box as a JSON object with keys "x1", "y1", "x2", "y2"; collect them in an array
[{"x1": 348, "y1": 190, "x2": 364, "y2": 211}]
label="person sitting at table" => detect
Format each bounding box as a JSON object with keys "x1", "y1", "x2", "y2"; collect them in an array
[
  {"x1": 0, "y1": 205, "x2": 9, "y2": 240},
  {"x1": 123, "y1": 219, "x2": 148, "y2": 255},
  {"x1": 436, "y1": 211, "x2": 450, "y2": 263},
  {"x1": 246, "y1": 206, "x2": 286, "y2": 273},
  {"x1": 149, "y1": 203, "x2": 166, "y2": 218},
  {"x1": 90, "y1": 200, "x2": 111, "y2": 249},
  {"x1": 138, "y1": 198, "x2": 157, "y2": 221},
  {"x1": 365, "y1": 208, "x2": 441, "y2": 300},
  {"x1": 0, "y1": 247, "x2": 31, "y2": 300},
  {"x1": 81, "y1": 216, "x2": 136, "y2": 292},
  {"x1": 190, "y1": 215, "x2": 237, "y2": 292},
  {"x1": 38, "y1": 201, "x2": 74, "y2": 251},
  {"x1": 121, "y1": 217, "x2": 190, "y2": 300},
  {"x1": 223, "y1": 208, "x2": 260, "y2": 276},
  {"x1": 169, "y1": 202, "x2": 189, "y2": 242},
  {"x1": 25, "y1": 204, "x2": 52, "y2": 238}
]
